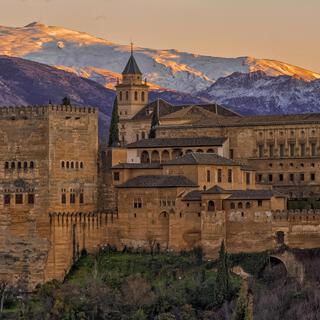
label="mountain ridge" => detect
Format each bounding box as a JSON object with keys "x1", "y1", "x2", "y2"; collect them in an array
[{"x1": 0, "y1": 22, "x2": 319, "y2": 94}]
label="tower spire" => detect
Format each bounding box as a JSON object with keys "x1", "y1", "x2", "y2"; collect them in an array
[{"x1": 131, "y1": 41, "x2": 133, "y2": 55}]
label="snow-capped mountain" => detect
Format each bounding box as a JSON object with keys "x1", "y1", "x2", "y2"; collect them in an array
[
  {"x1": 0, "y1": 22, "x2": 319, "y2": 94},
  {"x1": 199, "y1": 71, "x2": 320, "y2": 115}
]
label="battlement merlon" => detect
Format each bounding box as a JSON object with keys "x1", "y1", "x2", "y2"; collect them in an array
[{"x1": 0, "y1": 105, "x2": 99, "y2": 119}]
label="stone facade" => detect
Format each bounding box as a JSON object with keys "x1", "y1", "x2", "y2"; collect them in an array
[{"x1": 2, "y1": 52, "x2": 320, "y2": 290}]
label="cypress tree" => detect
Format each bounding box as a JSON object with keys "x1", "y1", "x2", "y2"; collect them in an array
[
  {"x1": 216, "y1": 240, "x2": 230, "y2": 300},
  {"x1": 62, "y1": 96, "x2": 71, "y2": 106},
  {"x1": 108, "y1": 97, "x2": 120, "y2": 147},
  {"x1": 149, "y1": 99, "x2": 160, "y2": 138}
]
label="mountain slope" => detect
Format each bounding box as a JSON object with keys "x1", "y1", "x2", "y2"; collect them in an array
[
  {"x1": 199, "y1": 71, "x2": 320, "y2": 115},
  {"x1": 0, "y1": 22, "x2": 319, "y2": 94}
]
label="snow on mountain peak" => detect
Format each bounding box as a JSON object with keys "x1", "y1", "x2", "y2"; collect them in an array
[{"x1": 0, "y1": 22, "x2": 319, "y2": 93}]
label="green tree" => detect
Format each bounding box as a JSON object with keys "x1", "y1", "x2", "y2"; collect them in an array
[
  {"x1": 216, "y1": 240, "x2": 230, "y2": 301},
  {"x1": 232, "y1": 294, "x2": 250, "y2": 320},
  {"x1": 108, "y1": 97, "x2": 120, "y2": 146},
  {"x1": 149, "y1": 99, "x2": 160, "y2": 138},
  {"x1": 62, "y1": 96, "x2": 71, "y2": 106}
]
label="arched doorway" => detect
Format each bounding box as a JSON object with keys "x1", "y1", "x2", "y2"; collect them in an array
[
  {"x1": 172, "y1": 149, "x2": 183, "y2": 159},
  {"x1": 157, "y1": 211, "x2": 169, "y2": 250},
  {"x1": 141, "y1": 151, "x2": 150, "y2": 163}
]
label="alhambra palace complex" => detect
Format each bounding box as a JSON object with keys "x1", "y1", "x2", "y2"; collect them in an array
[{"x1": 1, "y1": 52, "x2": 320, "y2": 290}]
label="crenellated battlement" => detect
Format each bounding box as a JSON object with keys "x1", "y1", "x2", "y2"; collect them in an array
[{"x1": 0, "y1": 105, "x2": 97, "y2": 119}]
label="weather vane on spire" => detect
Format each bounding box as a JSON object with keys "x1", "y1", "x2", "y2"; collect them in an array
[{"x1": 130, "y1": 41, "x2": 134, "y2": 55}]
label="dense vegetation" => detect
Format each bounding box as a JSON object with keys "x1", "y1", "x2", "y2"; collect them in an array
[
  {"x1": 3, "y1": 247, "x2": 320, "y2": 319},
  {"x1": 1, "y1": 245, "x2": 243, "y2": 320}
]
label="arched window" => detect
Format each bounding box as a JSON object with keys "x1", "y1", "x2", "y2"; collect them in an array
[
  {"x1": 151, "y1": 150, "x2": 160, "y2": 163},
  {"x1": 71, "y1": 162, "x2": 74, "y2": 169},
  {"x1": 238, "y1": 202, "x2": 243, "y2": 209},
  {"x1": 245, "y1": 202, "x2": 251, "y2": 208},
  {"x1": 119, "y1": 91, "x2": 123, "y2": 101},
  {"x1": 30, "y1": 161, "x2": 34, "y2": 169},
  {"x1": 141, "y1": 132, "x2": 146, "y2": 139},
  {"x1": 208, "y1": 200, "x2": 215, "y2": 212},
  {"x1": 17, "y1": 162, "x2": 21, "y2": 169},
  {"x1": 161, "y1": 150, "x2": 170, "y2": 162},
  {"x1": 141, "y1": 151, "x2": 150, "y2": 164},
  {"x1": 230, "y1": 202, "x2": 235, "y2": 209},
  {"x1": 24, "y1": 162, "x2": 28, "y2": 169},
  {"x1": 66, "y1": 161, "x2": 70, "y2": 169},
  {"x1": 207, "y1": 149, "x2": 214, "y2": 153},
  {"x1": 11, "y1": 162, "x2": 15, "y2": 169},
  {"x1": 4, "y1": 162, "x2": 9, "y2": 169},
  {"x1": 141, "y1": 91, "x2": 145, "y2": 102},
  {"x1": 80, "y1": 162, "x2": 84, "y2": 169},
  {"x1": 134, "y1": 91, "x2": 138, "y2": 101},
  {"x1": 276, "y1": 231, "x2": 285, "y2": 244},
  {"x1": 126, "y1": 91, "x2": 129, "y2": 100},
  {"x1": 61, "y1": 161, "x2": 65, "y2": 168},
  {"x1": 185, "y1": 149, "x2": 193, "y2": 154},
  {"x1": 196, "y1": 149, "x2": 204, "y2": 153}
]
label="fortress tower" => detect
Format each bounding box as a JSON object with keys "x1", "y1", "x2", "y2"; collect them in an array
[{"x1": 115, "y1": 44, "x2": 149, "y2": 121}]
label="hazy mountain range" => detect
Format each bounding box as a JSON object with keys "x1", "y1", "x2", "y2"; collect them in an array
[{"x1": 0, "y1": 21, "x2": 320, "y2": 116}]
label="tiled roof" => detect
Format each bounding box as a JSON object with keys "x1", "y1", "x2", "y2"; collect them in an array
[
  {"x1": 180, "y1": 113, "x2": 320, "y2": 128},
  {"x1": 228, "y1": 189, "x2": 285, "y2": 200},
  {"x1": 163, "y1": 152, "x2": 236, "y2": 166},
  {"x1": 131, "y1": 99, "x2": 240, "y2": 121},
  {"x1": 182, "y1": 190, "x2": 202, "y2": 201},
  {"x1": 125, "y1": 137, "x2": 227, "y2": 149},
  {"x1": 122, "y1": 54, "x2": 142, "y2": 75},
  {"x1": 112, "y1": 163, "x2": 161, "y2": 169},
  {"x1": 203, "y1": 185, "x2": 232, "y2": 194},
  {"x1": 117, "y1": 175, "x2": 198, "y2": 188}
]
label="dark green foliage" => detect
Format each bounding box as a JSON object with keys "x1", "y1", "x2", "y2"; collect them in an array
[
  {"x1": 108, "y1": 97, "x2": 120, "y2": 146},
  {"x1": 216, "y1": 241, "x2": 230, "y2": 302},
  {"x1": 288, "y1": 198, "x2": 320, "y2": 210},
  {"x1": 12, "y1": 251, "x2": 241, "y2": 319},
  {"x1": 62, "y1": 96, "x2": 71, "y2": 106},
  {"x1": 230, "y1": 251, "x2": 270, "y2": 276},
  {"x1": 232, "y1": 295, "x2": 249, "y2": 320},
  {"x1": 149, "y1": 100, "x2": 160, "y2": 138}
]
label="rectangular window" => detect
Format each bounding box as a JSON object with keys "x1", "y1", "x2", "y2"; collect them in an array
[
  {"x1": 311, "y1": 173, "x2": 316, "y2": 181},
  {"x1": 61, "y1": 194, "x2": 66, "y2": 204},
  {"x1": 258, "y1": 200, "x2": 263, "y2": 207},
  {"x1": 229, "y1": 149, "x2": 234, "y2": 159},
  {"x1": 28, "y1": 194, "x2": 35, "y2": 204},
  {"x1": 134, "y1": 198, "x2": 142, "y2": 208},
  {"x1": 269, "y1": 144, "x2": 274, "y2": 158},
  {"x1": 289, "y1": 173, "x2": 294, "y2": 182},
  {"x1": 279, "y1": 144, "x2": 285, "y2": 157},
  {"x1": 268, "y1": 174, "x2": 273, "y2": 182},
  {"x1": 79, "y1": 193, "x2": 84, "y2": 204},
  {"x1": 15, "y1": 194, "x2": 23, "y2": 204},
  {"x1": 136, "y1": 134, "x2": 139, "y2": 141},
  {"x1": 300, "y1": 143, "x2": 305, "y2": 157},
  {"x1": 257, "y1": 174, "x2": 262, "y2": 182},
  {"x1": 246, "y1": 173, "x2": 250, "y2": 184},
  {"x1": 113, "y1": 172, "x2": 120, "y2": 181},
  {"x1": 300, "y1": 173, "x2": 305, "y2": 182},
  {"x1": 217, "y1": 169, "x2": 222, "y2": 183},
  {"x1": 311, "y1": 143, "x2": 317, "y2": 157},
  {"x1": 258, "y1": 145, "x2": 264, "y2": 158},
  {"x1": 4, "y1": 194, "x2": 10, "y2": 205},
  {"x1": 206, "y1": 170, "x2": 211, "y2": 183},
  {"x1": 289, "y1": 143, "x2": 295, "y2": 157},
  {"x1": 70, "y1": 193, "x2": 76, "y2": 204},
  {"x1": 279, "y1": 174, "x2": 283, "y2": 182},
  {"x1": 228, "y1": 169, "x2": 232, "y2": 183}
]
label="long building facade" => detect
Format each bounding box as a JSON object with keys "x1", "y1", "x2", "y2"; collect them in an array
[{"x1": 1, "y1": 51, "x2": 320, "y2": 290}]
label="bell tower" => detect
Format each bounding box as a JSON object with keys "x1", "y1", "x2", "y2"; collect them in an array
[{"x1": 115, "y1": 43, "x2": 149, "y2": 120}]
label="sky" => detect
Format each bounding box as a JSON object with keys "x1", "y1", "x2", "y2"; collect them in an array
[{"x1": 1, "y1": 0, "x2": 320, "y2": 72}]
